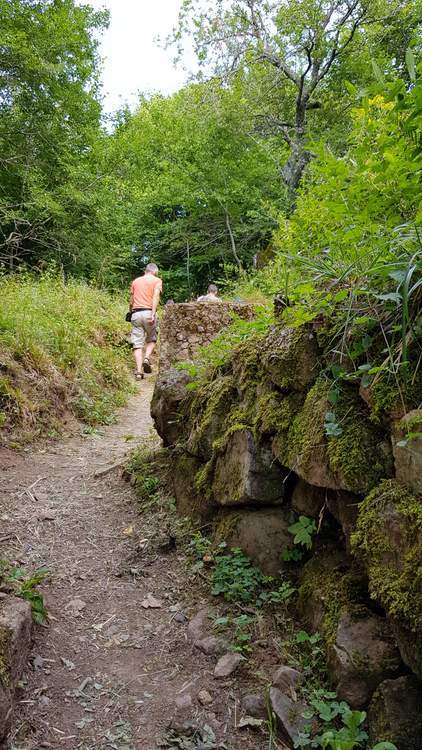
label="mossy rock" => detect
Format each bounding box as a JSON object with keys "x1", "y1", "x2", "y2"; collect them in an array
[
  {"x1": 171, "y1": 452, "x2": 216, "y2": 525},
  {"x1": 213, "y1": 507, "x2": 292, "y2": 576},
  {"x1": 212, "y1": 429, "x2": 286, "y2": 507},
  {"x1": 230, "y1": 335, "x2": 264, "y2": 401},
  {"x1": 351, "y1": 479, "x2": 422, "y2": 635},
  {"x1": 368, "y1": 675, "x2": 422, "y2": 750},
  {"x1": 150, "y1": 368, "x2": 192, "y2": 446},
  {"x1": 285, "y1": 381, "x2": 393, "y2": 494},
  {"x1": 392, "y1": 409, "x2": 422, "y2": 495},
  {"x1": 187, "y1": 375, "x2": 238, "y2": 460},
  {"x1": 298, "y1": 550, "x2": 368, "y2": 647},
  {"x1": 255, "y1": 388, "x2": 303, "y2": 439},
  {"x1": 262, "y1": 324, "x2": 320, "y2": 392}
]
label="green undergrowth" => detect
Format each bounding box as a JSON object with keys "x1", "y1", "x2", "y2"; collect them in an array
[
  {"x1": 0, "y1": 273, "x2": 135, "y2": 444},
  {"x1": 126, "y1": 448, "x2": 397, "y2": 750}
]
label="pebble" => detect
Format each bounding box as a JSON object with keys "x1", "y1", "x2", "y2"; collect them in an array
[
  {"x1": 214, "y1": 652, "x2": 244, "y2": 678},
  {"x1": 175, "y1": 693, "x2": 193, "y2": 709},
  {"x1": 198, "y1": 689, "x2": 213, "y2": 706}
]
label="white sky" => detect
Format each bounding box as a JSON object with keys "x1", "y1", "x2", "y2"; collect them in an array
[{"x1": 87, "y1": 0, "x2": 193, "y2": 114}]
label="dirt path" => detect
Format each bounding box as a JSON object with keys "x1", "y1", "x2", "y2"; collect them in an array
[{"x1": 0, "y1": 384, "x2": 268, "y2": 750}]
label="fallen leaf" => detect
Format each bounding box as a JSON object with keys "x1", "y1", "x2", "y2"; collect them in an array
[
  {"x1": 122, "y1": 525, "x2": 133, "y2": 537},
  {"x1": 140, "y1": 593, "x2": 162, "y2": 609},
  {"x1": 65, "y1": 598, "x2": 86, "y2": 615},
  {"x1": 238, "y1": 716, "x2": 264, "y2": 729},
  {"x1": 60, "y1": 657, "x2": 75, "y2": 671}
]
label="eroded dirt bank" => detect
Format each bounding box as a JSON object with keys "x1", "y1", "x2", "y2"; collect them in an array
[{"x1": 0, "y1": 383, "x2": 265, "y2": 750}]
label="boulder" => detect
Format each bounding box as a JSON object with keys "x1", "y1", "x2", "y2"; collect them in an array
[
  {"x1": 171, "y1": 453, "x2": 215, "y2": 525},
  {"x1": 151, "y1": 368, "x2": 191, "y2": 446},
  {"x1": 213, "y1": 430, "x2": 286, "y2": 506},
  {"x1": 269, "y1": 687, "x2": 307, "y2": 745},
  {"x1": 392, "y1": 410, "x2": 422, "y2": 494},
  {"x1": 390, "y1": 621, "x2": 422, "y2": 680},
  {"x1": 277, "y1": 381, "x2": 393, "y2": 495},
  {"x1": 291, "y1": 480, "x2": 326, "y2": 518},
  {"x1": 328, "y1": 610, "x2": 402, "y2": 708},
  {"x1": 0, "y1": 596, "x2": 33, "y2": 739},
  {"x1": 262, "y1": 325, "x2": 320, "y2": 392},
  {"x1": 214, "y1": 508, "x2": 292, "y2": 576},
  {"x1": 368, "y1": 675, "x2": 422, "y2": 750},
  {"x1": 351, "y1": 479, "x2": 422, "y2": 637}
]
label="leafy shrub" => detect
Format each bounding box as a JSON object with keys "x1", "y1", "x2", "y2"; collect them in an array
[{"x1": 233, "y1": 66, "x2": 422, "y2": 415}]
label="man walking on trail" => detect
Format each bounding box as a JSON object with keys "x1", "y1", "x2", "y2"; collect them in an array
[
  {"x1": 197, "y1": 284, "x2": 221, "y2": 302},
  {"x1": 129, "y1": 263, "x2": 162, "y2": 380}
]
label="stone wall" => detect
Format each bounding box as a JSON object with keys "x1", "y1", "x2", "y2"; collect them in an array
[
  {"x1": 158, "y1": 302, "x2": 255, "y2": 371},
  {"x1": 151, "y1": 312, "x2": 422, "y2": 749}
]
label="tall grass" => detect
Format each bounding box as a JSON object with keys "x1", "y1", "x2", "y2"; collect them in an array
[{"x1": 0, "y1": 274, "x2": 134, "y2": 444}]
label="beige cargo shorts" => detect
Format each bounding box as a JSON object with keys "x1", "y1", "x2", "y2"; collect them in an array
[{"x1": 130, "y1": 310, "x2": 158, "y2": 349}]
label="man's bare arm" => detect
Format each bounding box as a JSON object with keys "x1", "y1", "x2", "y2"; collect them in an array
[{"x1": 151, "y1": 282, "x2": 162, "y2": 320}]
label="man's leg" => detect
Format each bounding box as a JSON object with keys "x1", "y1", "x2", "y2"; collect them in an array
[
  {"x1": 143, "y1": 341, "x2": 155, "y2": 373},
  {"x1": 134, "y1": 346, "x2": 144, "y2": 375},
  {"x1": 145, "y1": 341, "x2": 155, "y2": 361},
  {"x1": 143, "y1": 318, "x2": 158, "y2": 373},
  {"x1": 130, "y1": 313, "x2": 146, "y2": 377}
]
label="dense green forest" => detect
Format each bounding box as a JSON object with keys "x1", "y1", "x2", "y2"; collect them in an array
[{"x1": 1, "y1": 0, "x2": 421, "y2": 296}]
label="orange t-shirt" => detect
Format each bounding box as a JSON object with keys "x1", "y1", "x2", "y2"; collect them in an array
[{"x1": 131, "y1": 274, "x2": 162, "y2": 309}]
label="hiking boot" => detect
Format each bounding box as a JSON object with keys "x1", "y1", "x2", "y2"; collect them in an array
[{"x1": 143, "y1": 358, "x2": 152, "y2": 374}]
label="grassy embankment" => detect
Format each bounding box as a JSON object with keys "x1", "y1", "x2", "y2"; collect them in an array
[{"x1": 0, "y1": 275, "x2": 134, "y2": 445}]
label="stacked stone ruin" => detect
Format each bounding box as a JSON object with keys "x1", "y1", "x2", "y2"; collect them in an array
[{"x1": 152, "y1": 301, "x2": 422, "y2": 750}]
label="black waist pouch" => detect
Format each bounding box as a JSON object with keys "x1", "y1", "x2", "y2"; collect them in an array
[{"x1": 125, "y1": 311, "x2": 132, "y2": 322}]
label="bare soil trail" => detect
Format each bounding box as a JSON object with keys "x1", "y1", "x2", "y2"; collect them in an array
[{"x1": 0, "y1": 383, "x2": 268, "y2": 750}]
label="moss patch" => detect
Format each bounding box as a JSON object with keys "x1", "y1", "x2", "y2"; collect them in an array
[
  {"x1": 298, "y1": 555, "x2": 368, "y2": 647},
  {"x1": 326, "y1": 387, "x2": 393, "y2": 493},
  {"x1": 255, "y1": 389, "x2": 303, "y2": 439},
  {"x1": 352, "y1": 479, "x2": 422, "y2": 633},
  {"x1": 187, "y1": 374, "x2": 237, "y2": 457},
  {"x1": 286, "y1": 380, "x2": 331, "y2": 478},
  {"x1": 285, "y1": 381, "x2": 393, "y2": 493}
]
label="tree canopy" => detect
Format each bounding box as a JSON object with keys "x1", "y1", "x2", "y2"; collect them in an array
[{"x1": 0, "y1": 0, "x2": 421, "y2": 301}]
